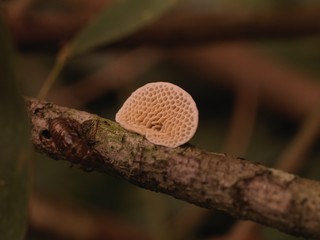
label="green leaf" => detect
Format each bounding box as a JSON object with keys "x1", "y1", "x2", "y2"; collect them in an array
[
  {"x1": 70, "y1": 0, "x2": 177, "y2": 55},
  {"x1": 0, "y1": 18, "x2": 30, "y2": 240}
]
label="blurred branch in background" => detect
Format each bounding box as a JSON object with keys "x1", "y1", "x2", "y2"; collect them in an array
[
  {"x1": 275, "y1": 107, "x2": 320, "y2": 173},
  {"x1": 4, "y1": 2, "x2": 320, "y2": 47},
  {"x1": 3, "y1": 0, "x2": 109, "y2": 45},
  {"x1": 29, "y1": 193, "x2": 151, "y2": 240},
  {"x1": 222, "y1": 80, "x2": 259, "y2": 156},
  {"x1": 26, "y1": 97, "x2": 320, "y2": 239},
  {"x1": 114, "y1": 5, "x2": 320, "y2": 48}
]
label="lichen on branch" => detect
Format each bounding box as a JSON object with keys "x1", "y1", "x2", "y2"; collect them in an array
[{"x1": 26, "y1": 97, "x2": 320, "y2": 239}]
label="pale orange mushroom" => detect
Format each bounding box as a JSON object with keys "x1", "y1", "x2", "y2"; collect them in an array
[{"x1": 115, "y1": 82, "x2": 198, "y2": 148}]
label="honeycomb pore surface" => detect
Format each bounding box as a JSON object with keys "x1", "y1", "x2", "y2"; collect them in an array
[{"x1": 115, "y1": 82, "x2": 198, "y2": 148}]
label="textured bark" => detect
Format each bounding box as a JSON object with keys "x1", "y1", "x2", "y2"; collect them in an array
[{"x1": 26, "y1": 97, "x2": 320, "y2": 239}]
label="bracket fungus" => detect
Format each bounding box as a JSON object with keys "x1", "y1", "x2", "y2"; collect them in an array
[{"x1": 115, "y1": 82, "x2": 198, "y2": 148}]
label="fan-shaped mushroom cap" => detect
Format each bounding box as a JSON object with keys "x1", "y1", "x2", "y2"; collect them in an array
[{"x1": 115, "y1": 82, "x2": 198, "y2": 148}]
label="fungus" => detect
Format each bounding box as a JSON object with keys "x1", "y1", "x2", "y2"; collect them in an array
[{"x1": 115, "y1": 82, "x2": 198, "y2": 148}]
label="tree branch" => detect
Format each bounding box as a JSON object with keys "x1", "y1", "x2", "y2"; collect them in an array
[{"x1": 26, "y1": 97, "x2": 320, "y2": 239}]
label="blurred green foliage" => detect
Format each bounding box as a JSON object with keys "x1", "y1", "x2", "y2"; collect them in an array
[{"x1": 0, "y1": 19, "x2": 30, "y2": 240}]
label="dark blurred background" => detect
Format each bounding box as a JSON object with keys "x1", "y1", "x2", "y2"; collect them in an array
[{"x1": 2, "y1": 0, "x2": 320, "y2": 239}]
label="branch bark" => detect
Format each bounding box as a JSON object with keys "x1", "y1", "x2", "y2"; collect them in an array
[{"x1": 26, "y1": 97, "x2": 320, "y2": 239}]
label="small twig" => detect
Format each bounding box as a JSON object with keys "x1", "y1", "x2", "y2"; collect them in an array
[
  {"x1": 37, "y1": 45, "x2": 71, "y2": 99},
  {"x1": 25, "y1": 97, "x2": 320, "y2": 239},
  {"x1": 223, "y1": 81, "x2": 259, "y2": 156}
]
